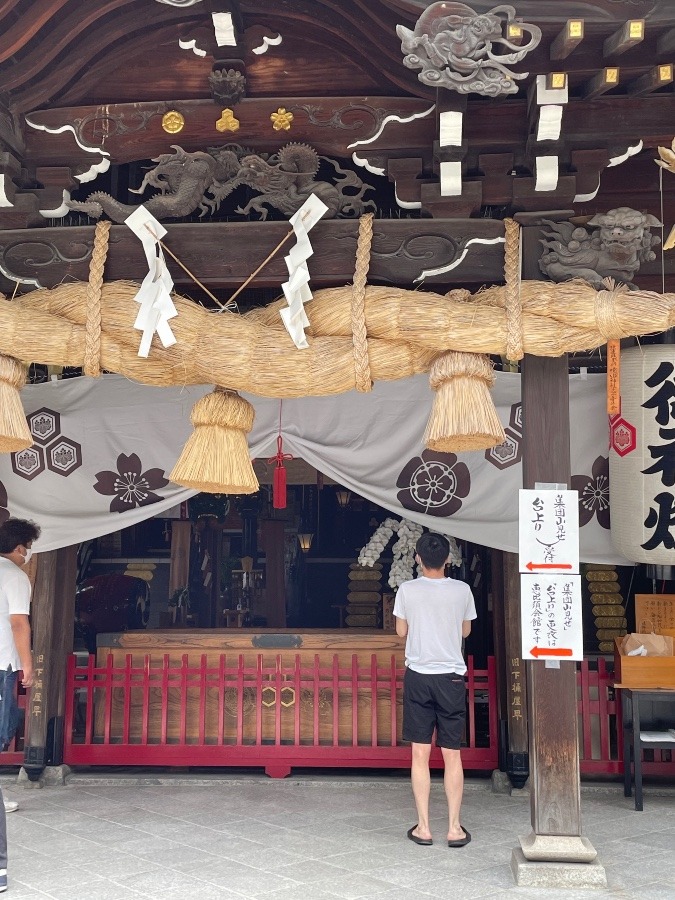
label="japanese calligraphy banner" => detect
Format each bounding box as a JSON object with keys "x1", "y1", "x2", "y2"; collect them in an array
[
  {"x1": 0, "y1": 371, "x2": 627, "y2": 563},
  {"x1": 610, "y1": 346, "x2": 675, "y2": 564},
  {"x1": 520, "y1": 575, "x2": 583, "y2": 661}
]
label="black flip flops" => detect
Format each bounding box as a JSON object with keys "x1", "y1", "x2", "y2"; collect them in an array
[
  {"x1": 407, "y1": 825, "x2": 433, "y2": 846},
  {"x1": 448, "y1": 827, "x2": 471, "y2": 848}
]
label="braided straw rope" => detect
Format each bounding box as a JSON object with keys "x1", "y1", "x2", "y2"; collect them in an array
[
  {"x1": 595, "y1": 278, "x2": 632, "y2": 339},
  {"x1": 351, "y1": 213, "x2": 374, "y2": 392},
  {"x1": 84, "y1": 220, "x2": 111, "y2": 377},
  {"x1": 503, "y1": 218, "x2": 524, "y2": 362}
]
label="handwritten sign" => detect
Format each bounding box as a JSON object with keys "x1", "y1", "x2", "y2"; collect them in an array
[
  {"x1": 518, "y1": 489, "x2": 579, "y2": 574},
  {"x1": 520, "y1": 575, "x2": 583, "y2": 661}
]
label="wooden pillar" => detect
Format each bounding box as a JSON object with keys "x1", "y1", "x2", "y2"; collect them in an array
[
  {"x1": 502, "y1": 550, "x2": 530, "y2": 788},
  {"x1": 261, "y1": 520, "x2": 286, "y2": 628},
  {"x1": 521, "y1": 354, "x2": 582, "y2": 836},
  {"x1": 24, "y1": 545, "x2": 78, "y2": 776}
]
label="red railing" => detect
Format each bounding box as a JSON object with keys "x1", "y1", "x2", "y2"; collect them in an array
[
  {"x1": 577, "y1": 658, "x2": 675, "y2": 776},
  {"x1": 63, "y1": 653, "x2": 498, "y2": 776}
]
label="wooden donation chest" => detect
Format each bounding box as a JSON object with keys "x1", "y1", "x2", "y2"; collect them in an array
[{"x1": 95, "y1": 629, "x2": 406, "y2": 746}]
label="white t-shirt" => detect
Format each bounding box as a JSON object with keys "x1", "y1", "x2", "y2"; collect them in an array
[
  {"x1": 393, "y1": 575, "x2": 477, "y2": 675},
  {"x1": 0, "y1": 557, "x2": 31, "y2": 671}
]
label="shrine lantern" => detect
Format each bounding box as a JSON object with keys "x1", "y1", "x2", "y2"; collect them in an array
[{"x1": 610, "y1": 346, "x2": 675, "y2": 564}]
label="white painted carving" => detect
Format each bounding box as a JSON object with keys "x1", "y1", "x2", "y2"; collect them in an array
[
  {"x1": 75, "y1": 159, "x2": 111, "y2": 184},
  {"x1": 535, "y1": 156, "x2": 559, "y2": 192},
  {"x1": 351, "y1": 153, "x2": 385, "y2": 176},
  {"x1": 348, "y1": 105, "x2": 435, "y2": 149},
  {"x1": 0, "y1": 175, "x2": 13, "y2": 208},
  {"x1": 155, "y1": 0, "x2": 202, "y2": 6},
  {"x1": 414, "y1": 237, "x2": 506, "y2": 282},
  {"x1": 178, "y1": 38, "x2": 207, "y2": 57},
  {"x1": 439, "y1": 111, "x2": 462, "y2": 147},
  {"x1": 573, "y1": 140, "x2": 642, "y2": 203},
  {"x1": 40, "y1": 190, "x2": 71, "y2": 219},
  {"x1": 440, "y1": 160, "x2": 462, "y2": 197},
  {"x1": 394, "y1": 187, "x2": 421, "y2": 210},
  {"x1": 25, "y1": 117, "x2": 111, "y2": 157},
  {"x1": 251, "y1": 33, "x2": 283, "y2": 55},
  {"x1": 535, "y1": 74, "x2": 568, "y2": 106},
  {"x1": 212, "y1": 12, "x2": 236, "y2": 46},
  {"x1": 536, "y1": 105, "x2": 563, "y2": 142},
  {"x1": 607, "y1": 140, "x2": 643, "y2": 167}
]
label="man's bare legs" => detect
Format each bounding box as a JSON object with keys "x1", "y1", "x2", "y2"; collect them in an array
[
  {"x1": 441, "y1": 747, "x2": 466, "y2": 841},
  {"x1": 410, "y1": 741, "x2": 432, "y2": 841}
]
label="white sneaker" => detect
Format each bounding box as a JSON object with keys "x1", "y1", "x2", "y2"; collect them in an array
[{"x1": 3, "y1": 800, "x2": 17, "y2": 813}]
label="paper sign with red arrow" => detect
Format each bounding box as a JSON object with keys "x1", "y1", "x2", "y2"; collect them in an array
[
  {"x1": 525, "y1": 562, "x2": 573, "y2": 571},
  {"x1": 530, "y1": 646, "x2": 573, "y2": 658}
]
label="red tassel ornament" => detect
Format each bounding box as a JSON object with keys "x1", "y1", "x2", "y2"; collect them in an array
[{"x1": 268, "y1": 435, "x2": 293, "y2": 508}]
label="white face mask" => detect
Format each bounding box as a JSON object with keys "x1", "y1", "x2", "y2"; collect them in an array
[{"x1": 21, "y1": 547, "x2": 33, "y2": 565}]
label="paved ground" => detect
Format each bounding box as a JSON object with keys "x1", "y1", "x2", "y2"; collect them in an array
[{"x1": 1, "y1": 770, "x2": 674, "y2": 899}]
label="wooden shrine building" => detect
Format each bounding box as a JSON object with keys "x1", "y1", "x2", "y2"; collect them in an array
[{"x1": 1, "y1": 0, "x2": 675, "y2": 885}]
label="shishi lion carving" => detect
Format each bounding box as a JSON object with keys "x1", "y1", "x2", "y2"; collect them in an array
[
  {"x1": 397, "y1": 2, "x2": 541, "y2": 97},
  {"x1": 539, "y1": 208, "x2": 662, "y2": 289}
]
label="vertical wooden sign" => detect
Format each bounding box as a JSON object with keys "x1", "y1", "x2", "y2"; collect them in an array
[{"x1": 606, "y1": 339, "x2": 620, "y2": 416}]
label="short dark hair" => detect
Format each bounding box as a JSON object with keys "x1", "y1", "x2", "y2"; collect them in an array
[
  {"x1": 416, "y1": 532, "x2": 450, "y2": 570},
  {"x1": 0, "y1": 518, "x2": 41, "y2": 554}
]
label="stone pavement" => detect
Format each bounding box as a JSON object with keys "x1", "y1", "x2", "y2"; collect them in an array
[{"x1": 1, "y1": 770, "x2": 674, "y2": 899}]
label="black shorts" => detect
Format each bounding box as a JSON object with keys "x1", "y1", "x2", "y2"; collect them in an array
[{"x1": 402, "y1": 668, "x2": 466, "y2": 750}]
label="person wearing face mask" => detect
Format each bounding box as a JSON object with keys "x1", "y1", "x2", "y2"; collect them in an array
[{"x1": 0, "y1": 516, "x2": 40, "y2": 890}]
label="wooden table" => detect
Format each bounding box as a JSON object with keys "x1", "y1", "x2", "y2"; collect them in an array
[{"x1": 618, "y1": 686, "x2": 675, "y2": 810}]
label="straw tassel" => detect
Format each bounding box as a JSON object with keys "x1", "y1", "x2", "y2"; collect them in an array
[
  {"x1": 0, "y1": 355, "x2": 32, "y2": 453},
  {"x1": 424, "y1": 352, "x2": 505, "y2": 453},
  {"x1": 169, "y1": 388, "x2": 259, "y2": 494}
]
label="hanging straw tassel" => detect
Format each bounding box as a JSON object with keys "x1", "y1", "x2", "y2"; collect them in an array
[
  {"x1": 169, "y1": 388, "x2": 259, "y2": 494},
  {"x1": 0, "y1": 355, "x2": 32, "y2": 453},
  {"x1": 423, "y1": 352, "x2": 506, "y2": 453}
]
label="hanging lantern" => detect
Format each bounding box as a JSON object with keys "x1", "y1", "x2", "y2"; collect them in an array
[{"x1": 610, "y1": 345, "x2": 675, "y2": 563}]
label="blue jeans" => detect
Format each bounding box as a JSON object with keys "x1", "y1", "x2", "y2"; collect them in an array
[{"x1": 0, "y1": 669, "x2": 18, "y2": 752}]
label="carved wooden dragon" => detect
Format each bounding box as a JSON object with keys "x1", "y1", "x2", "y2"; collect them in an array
[
  {"x1": 66, "y1": 145, "x2": 248, "y2": 223},
  {"x1": 235, "y1": 143, "x2": 376, "y2": 220}
]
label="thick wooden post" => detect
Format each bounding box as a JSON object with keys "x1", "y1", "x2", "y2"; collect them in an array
[
  {"x1": 521, "y1": 353, "x2": 581, "y2": 834},
  {"x1": 502, "y1": 550, "x2": 529, "y2": 789},
  {"x1": 24, "y1": 545, "x2": 78, "y2": 776}
]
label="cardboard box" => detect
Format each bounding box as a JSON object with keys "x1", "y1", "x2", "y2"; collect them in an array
[{"x1": 614, "y1": 636, "x2": 675, "y2": 689}]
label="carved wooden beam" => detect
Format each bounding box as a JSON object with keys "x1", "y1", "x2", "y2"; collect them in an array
[{"x1": 0, "y1": 219, "x2": 507, "y2": 291}]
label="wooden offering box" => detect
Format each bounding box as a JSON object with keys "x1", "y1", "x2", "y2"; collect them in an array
[{"x1": 614, "y1": 636, "x2": 675, "y2": 689}]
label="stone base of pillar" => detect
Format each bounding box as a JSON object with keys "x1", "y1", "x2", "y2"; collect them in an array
[
  {"x1": 519, "y1": 831, "x2": 598, "y2": 862},
  {"x1": 511, "y1": 848, "x2": 607, "y2": 889},
  {"x1": 17, "y1": 765, "x2": 71, "y2": 788}
]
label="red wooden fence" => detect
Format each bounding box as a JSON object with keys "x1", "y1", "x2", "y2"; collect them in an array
[{"x1": 62, "y1": 653, "x2": 498, "y2": 776}]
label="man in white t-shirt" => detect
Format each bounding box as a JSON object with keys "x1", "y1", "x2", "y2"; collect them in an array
[
  {"x1": 393, "y1": 532, "x2": 476, "y2": 849},
  {"x1": 0, "y1": 517, "x2": 40, "y2": 893}
]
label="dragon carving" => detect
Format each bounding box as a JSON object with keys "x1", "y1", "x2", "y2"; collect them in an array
[
  {"x1": 235, "y1": 143, "x2": 376, "y2": 220},
  {"x1": 539, "y1": 208, "x2": 662, "y2": 289},
  {"x1": 397, "y1": 2, "x2": 541, "y2": 97},
  {"x1": 66, "y1": 145, "x2": 250, "y2": 223}
]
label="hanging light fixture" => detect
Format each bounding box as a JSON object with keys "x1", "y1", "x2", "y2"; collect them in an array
[
  {"x1": 298, "y1": 532, "x2": 314, "y2": 552},
  {"x1": 335, "y1": 488, "x2": 352, "y2": 510}
]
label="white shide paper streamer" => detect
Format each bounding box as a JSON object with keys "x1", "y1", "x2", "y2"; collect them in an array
[
  {"x1": 279, "y1": 194, "x2": 329, "y2": 349},
  {"x1": 124, "y1": 206, "x2": 178, "y2": 358}
]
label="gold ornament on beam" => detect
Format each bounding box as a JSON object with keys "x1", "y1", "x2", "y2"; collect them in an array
[
  {"x1": 216, "y1": 109, "x2": 240, "y2": 133},
  {"x1": 270, "y1": 107, "x2": 293, "y2": 131},
  {"x1": 162, "y1": 111, "x2": 185, "y2": 134}
]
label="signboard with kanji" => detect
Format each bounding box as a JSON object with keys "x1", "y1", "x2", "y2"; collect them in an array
[
  {"x1": 518, "y1": 489, "x2": 579, "y2": 575},
  {"x1": 520, "y1": 575, "x2": 583, "y2": 661}
]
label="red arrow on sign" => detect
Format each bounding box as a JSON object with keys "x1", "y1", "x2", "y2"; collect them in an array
[
  {"x1": 530, "y1": 646, "x2": 573, "y2": 658},
  {"x1": 525, "y1": 562, "x2": 573, "y2": 571}
]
